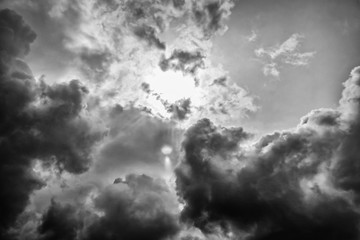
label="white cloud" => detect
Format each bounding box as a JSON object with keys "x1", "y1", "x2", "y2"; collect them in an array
[
  {"x1": 246, "y1": 30, "x2": 258, "y2": 42},
  {"x1": 255, "y1": 33, "x2": 316, "y2": 78}
]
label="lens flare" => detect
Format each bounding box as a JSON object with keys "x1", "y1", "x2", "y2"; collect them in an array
[
  {"x1": 164, "y1": 156, "x2": 172, "y2": 170},
  {"x1": 161, "y1": 145, "x2": 173, "y2": 171},
  {"x1": 161, "y1": 145, "x2": 173, "y2": 155}
]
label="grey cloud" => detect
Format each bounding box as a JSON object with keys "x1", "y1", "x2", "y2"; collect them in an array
[
  {"x1": 79, "y1": 50, "x2": 113, "y2": 82},
  {"x1": 133, "y1": 25, "x2": 166, "y2": 50},
  {"x1": 210, "y1": 76, "x2": 227, "y2": 87},
  {"x1": 35, "y1": 170, "x2": 180, "y2": 240},
  {"x1": 173, "y1": 0, "x2": 185, "y2": 9},
  {"x1": 159, "y1": 50, "x2": 205, "y2": 75},
  {"x1": 333, "y1": 67, "x2": 360, "y2": 196},
  {"x1": 300, "y1": 108, "x2": 341, "y2": 127},
  {"x1": 123, "y1": 0, "x2": 173, "y2": 50},
  {"x1": 175, "y1": 67, "x2": 360, "y2": 239},
  {"x1": 0, "y1": 9, "x2": 102, "y2": 238},
  {"x1": 38, "y1": 200, "x2": 80, "y2": 240},
  {"x1": 191, "y1": 0, "x2": 234, "y2": 38},
  {"x1": 95, "y1": 108, "x2": 176, "y2": 174},
  {"x1": 85, "y1": 174, "x2": 180, "y2": 240},
  {"x1": 0, "y1": 8, "x2": 36, "y2": 57},
  {"x1": 32, "y1": 79, "x2": 101, "y2": 173},
  {"x1": 166, "y1": 98, "x2": 192, "y2": 121}
]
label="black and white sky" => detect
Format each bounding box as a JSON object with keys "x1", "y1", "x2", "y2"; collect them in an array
[{"x1": 1, "y1": 0, "x2": 360, "y2": 239}]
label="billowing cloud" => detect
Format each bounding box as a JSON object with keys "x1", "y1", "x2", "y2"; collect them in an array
[
  {"x1": 0, "y1": 9, "x2": 102, "y2": 238},
  {"x1": 86, "y1": 174, "x2": 180, "y2": 240},
  {"x1": 0, "y1": 8, "x2": 36, "y2": 57},
  {"x1": 159, "y1": 50, "x2": 205, "y2": 75},
  {"x1": 3, "y1": 1, "x2": 360, "y2": 240},
  {"x1": 37, "y1": 174, "x2": 180, "y2": 240},
  {"x1": 191, "y1": 0, "x2": 234, "y2": 38},
  {"x1": 8, "y1": 0, "x2": 253, "y2": 127},
  {"x1": 175, "y1": 66, "x2": 360, "y2": 239},
  {"x1": 38, "y1": 200, "x2": 80, "y2": 240}
]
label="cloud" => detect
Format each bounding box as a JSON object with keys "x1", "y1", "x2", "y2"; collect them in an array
[
  {"x1": 133, "y1": 25, "x2": 166, "y2": 50},
  {"x1": 175, "y1": 66, "x2": 360, "y2": 239},
  {"x1": 94, "y1": 108, "x2": 179, "y2": 176},
  {"x1": 333, "y1": 67, "x2": 360, "y2": 195},
  {"x1": 0, "y1": 4, "x2": 250, "y2": 239},
  {"x1": 36, "y1": 174, "x2": 180, "y2": 240},
  {"x1": 255, "y1": 34, "x2": 316, "y2": 78},
  {"x1": 0, "y1": 8, "x2": 37, "y2": 57},
  {"x1": 4, "y1": 2, "x2": 353, "y2": 240},
  {"x1": 85, "y1": 174, "x2": 180, "y2": 240},
  {"x1": 38, "y1": 200, "x2": 80, "y2": 240},
  {"x1": 0, "y1": 9, "x2": 102, "y2": 238},
  {"x1": 246, "y1": 30, "x2": 258, "y2": 42},
  {"x1": 14, "y1": 0, "x2": 249, "y2": 128},
  {"x1": 167, "y1": 98, "x2": 192, "y2": 121},
  {"x1": 159, "y1": 50, "x2": 205, "y2": 75},
  {"x1": 191, "y1": 0, "x2": 234, "y2": 38}
]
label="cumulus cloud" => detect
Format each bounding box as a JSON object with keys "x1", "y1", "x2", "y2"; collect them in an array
[
  {"x1": 0, "y1": 4, "x2": 248, "y2": 239},
  {"x1": 255, "y1": 34, "x2": 316, "y2": 78},
  {"x1": 12, "y1": 0, "x2": 252, "y2": 128},
  {"x1": 191, "y1": 0, "x2": 234, "y2": 38},
  {"x1": 86, "y1": 174, "x2": 180, "y2": 240},
  {"x1": 159, "y1": 50, "x2": 205, "y2": 75},
  {"x1": 4, "y1": 2, "x2": 359, "y2": 240},
  {"x1": 0, "y1": 9, "x2": 102, "y2": 238},
  {"x1": 36, "y1": 174, "x2": 180, "y2": 240},
  {"x1": 175, "y1": 66, "x2": 360, "y2": 239},
  {"x1": 38, "y1": 200, "x2": 81, "y2": 240},
  {"x1": 133, "y1": 25, "x2": 166, "y2": 50},
  {"x1": 0, "y1": 8, "x2": 36, "y2": 57}
]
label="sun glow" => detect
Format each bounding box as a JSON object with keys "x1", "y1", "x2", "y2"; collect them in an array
[{"x1": 145, "y1": 68, "x2": 200, "y2": 104}]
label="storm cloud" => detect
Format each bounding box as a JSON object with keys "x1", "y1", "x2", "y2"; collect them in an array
[
  {"x1": 2, "y1": 1, "x2": 360, "y2": 240},
  {"x1": 175, "y1": 67, "x2": 360, "y2": 239},
  {"x1": 0, "y1": 9, "x2": 101, "y2": 239},
  {"x1": 37, "y1": 174, "x2": 180, "y2": 240}
]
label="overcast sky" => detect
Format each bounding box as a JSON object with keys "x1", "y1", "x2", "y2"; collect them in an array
[{"x1": 1, "y1": 1, "x2": 360, "y2": 240}]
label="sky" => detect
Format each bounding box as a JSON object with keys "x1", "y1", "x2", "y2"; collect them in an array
[{"x1": 1, "y1": 0, "x2": 360, "y2": 240}]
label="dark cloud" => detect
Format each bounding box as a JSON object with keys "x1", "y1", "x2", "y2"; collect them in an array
[
  {"x1": 0, "y1": 13, "x2": 40, "y2": 233},
  {"x1": 166, "y1": 98, "x2": 192, "y2": 120},
  {"x1": 124, "y1": 1, "x2": 168, "y2": 50},
  {"x1": 173, "y1": 0, "x2": 185, "y2": 9},
  {"x1": 159, "y1": 50, "x2": 205, "y2": 75},
  {"x1": 38, "y1": 200, "x2": 80, "y2": 240},
  {"x1": 0, "y1": 8, "x2": 36, "y2": 57},
  {"x1": 85, "y1": 174, "x2": 180, "y2": 240},
  {"x1": 4, "y1": 2, "x2": 360, "y2": 240},
  {"x1": 191, "y1": 0, "x2": 234, "y2": 38},
  {"x1": 210, "y1": 76, "x2": 227, "y2": 87},
  {"x1": 79, "y1": 51, "x2": 113, "y2": 81},
  {"x1": 0, "y1": 9, "x2": 102, "y2": 238},
  {"x1": 133, "y1": 25, "x2": 166, "y2": 50},
  {"x1": 333, "y1": 67, "x2": 360, "y2": 196},
  {"x1": 35, "y1": 176, "x2": 180, "y2": 240},
  {"x1": 300, "y1": 108, "x2": 341, "y2": 126},
  {"x1": 175, "y1": 67, "x2": 360, "y2": 239},
  {"x1": 33, "y1": 79, "x2": 101, "y2": 173}
]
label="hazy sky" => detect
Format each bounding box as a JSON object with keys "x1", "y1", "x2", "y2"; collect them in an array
[
  {"x1": 213, "y1": 0, "x2": 360, "y2": 132},
  {"x1": 1, "y1": 1, "x2": 360, "y2": 240}
]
